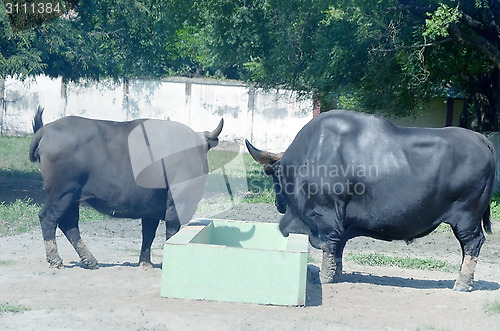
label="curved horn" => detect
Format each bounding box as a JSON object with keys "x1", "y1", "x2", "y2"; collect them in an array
[
  {"x1": 205, "y1": 118, "x2": 224, "y2": 139},
  {"x1": 245, "y1": 139, "x2": 282, "y2": 165}
]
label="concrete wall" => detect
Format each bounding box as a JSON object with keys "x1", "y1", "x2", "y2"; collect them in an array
[
  {"x1": 389, "y1": 98, "x2": 464, "y2": 128},
  {"x1": 0, "y1": 75, "x2": 479, "y2": 150},
  {"x1": 0, "y1": 75, "x2": 313, "y2": 152}
]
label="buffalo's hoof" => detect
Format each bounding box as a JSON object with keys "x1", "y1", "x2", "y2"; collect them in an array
[
  {"x1": 139, "y1": 261, "x2": 154, "y2": 270},
  {"x1": 49, "y1": 261, "x2": 64, "y2": 269},
  {"x1": 453, "y1": 273, "x2": 473, "y2": 292},
  {"x1": 81, "y1": 257, "x2": 99, "y2": 270},
  {"x1": 453, "y1": 281, "x2": 472, "y2": 292},
  {"x1": 47, "y1": 257, "x2": 64, "y2": 269},
  {"x1": 320, "y1": 269, "x2": 342, "y2": 284}
]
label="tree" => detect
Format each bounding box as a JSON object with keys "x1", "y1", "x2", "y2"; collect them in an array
[
  {"x1": 2, "y1": 1, "x2": 498, "y2": 130},
  {"x1": 1, "y1": 0, "x2": 197, "y2": 82},
  {"x1": 0, "y1": 5, "x2": 45, "y2": 79},
  {"x1": 179, "y1": 0, "x2": 500, "y2": 129},
  {"x1": 398, "y1": 0, "x2": 500, "y2": 130}
]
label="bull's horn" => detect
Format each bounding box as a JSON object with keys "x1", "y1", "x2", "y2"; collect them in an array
[
  {"x1": 205, "y1": 118, "x2": 224, "y2": 139},
  {"x1": 245, "y1": 139, "x2": 282, "y2": 165}
]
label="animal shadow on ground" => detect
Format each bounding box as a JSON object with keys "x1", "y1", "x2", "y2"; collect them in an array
[
  {"x1": 68, "y1": 261, "x2": 326, "y2": 306},
  {"x1": 306, "y1": 265, "x2": 322, "y2": 306},
  {"x1": 67, "y1": 261, "x2": 162, "y2": 269},
  {"x1": 339, "y1": 272, "x2": 500, "y2": 291}
]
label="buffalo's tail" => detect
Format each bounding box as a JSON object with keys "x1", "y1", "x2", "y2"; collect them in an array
[
  {"x1": 32, "y1": 106, "x2": 44, "y2": 133},
  {"x1": 29, "y1": 106, "x2": 44, "y2": 162},
  {"x1": 483, "y1": 206, "x2": 492, "y2": 234}
]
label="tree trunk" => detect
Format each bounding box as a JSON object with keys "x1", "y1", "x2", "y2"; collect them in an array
[{"x1": 459, "y1": 68, "x2": 500, "y2": 132}]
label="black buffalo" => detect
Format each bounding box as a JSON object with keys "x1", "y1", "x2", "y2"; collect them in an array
[
  {"x1": 246, "y1": 109, "x2": 495, "y2": 291},
  {"x1": 29, "y1": 107, "x2": 223, "y2": 269}
]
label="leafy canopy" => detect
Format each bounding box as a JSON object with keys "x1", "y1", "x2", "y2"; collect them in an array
[{"x1": 1, "y1": 0, "x2": 498, "y2": 128}]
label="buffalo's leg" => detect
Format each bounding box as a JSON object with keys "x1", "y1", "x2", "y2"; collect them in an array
[
  {"x1": 165, "y1": 214, "x2": 181, "y2": 241},
  {"x1": 38, "y1": 193, "x2": 74, "y2": 268},
  {"x1": 139, "y1": 218, "x2": 160, "y2": 268},
  {"x1": 451, "y1": 222, "x2": 485, "y2": 292},
  {"x1": 58, "y1": 203, "x2": 98, "y2": 269},
  {"x1": 39, "y1": 205, "x2": 62, "y2": 268},
  {"x1": 165, "y1": 190, "x2": 181, "y2": 240},
  {"x1": 320, "y1": 239, "x2": 347, "y2": 284}
]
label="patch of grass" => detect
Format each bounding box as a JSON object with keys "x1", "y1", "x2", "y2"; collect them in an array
[
  {"x1": 431, "y1": 223, "x2": 452, "y2": 234},
  {"x1": 484, "y1": 300, "x2": 500, "y2": 315},
  {"x1": 0, "y1": 135, "x2": 41, "y2": 180},
  {"x1": 196, "y1": 195, "x2": 235, "y2": 215},
  {"x1": 0, "y1": 198, "x2": 40, "y2": 236},
  {"x1": 414, "y1": 327, "x2": 449, "y2": 331},
  {"x1": 120, "y1": 248, "x2": 141, "y2": 254},
  {"x1": 0, "y1": 260, "x2": 15, "y2": 265},
  {"x1": 307, "y1": 255, "x2": 319, "y2": 264},
  {"x1": 206, "y1": 150, "x2": 274, "y2": 204},
  {"x1": 243, "y1": 153, "x2": 274, "y2": 203},
  {"x1": 0, "y1": 198, "x2": 107, "y2": 236},
  {"x1": 346, "y1": 252, "x2": 459, "y2": 273},
  {"x1": 243, "y1": 189, "x2": 275, "y2": 204},
  {"x1": 79, "y1": 205, "x2": 108, "y2": 223},
  {"x1": 0, "y1": 302, "x2": 29, "y2": 314},
  {"x1": 490, "y1": 193, "x2": 500, "y2": 222}
]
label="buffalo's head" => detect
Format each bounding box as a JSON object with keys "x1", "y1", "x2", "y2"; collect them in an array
[{"x1": 245, "y1": 139, "x2": 322, "y2": 248}]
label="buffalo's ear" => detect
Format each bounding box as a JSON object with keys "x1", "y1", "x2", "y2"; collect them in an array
[{"x1": 264, "y1": 164, "x2": 274, "y2": 175}]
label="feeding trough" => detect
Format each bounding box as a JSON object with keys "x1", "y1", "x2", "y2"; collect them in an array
[{"x1": 161, "y1": 218, "x2": 308, "y2": 306}]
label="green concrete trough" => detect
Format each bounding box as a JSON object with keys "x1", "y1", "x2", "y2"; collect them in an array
[{"x1": 161, "y1": 218, "x2": 309, "y2": 306}]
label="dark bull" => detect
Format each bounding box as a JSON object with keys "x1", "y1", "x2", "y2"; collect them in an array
[
  {"x1": 29, "y1": 106, "x2": 223, "y2": 269},
  {"x1": 247, "y1": 109, "x2": 495, "y2": 292}
]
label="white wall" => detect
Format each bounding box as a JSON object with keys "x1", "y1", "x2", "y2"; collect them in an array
[{"x1": 0, "y1": 76, "x2": 313, "y2": 152}]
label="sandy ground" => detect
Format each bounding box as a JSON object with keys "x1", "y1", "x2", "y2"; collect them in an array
[{"x1": 1, "y1": 199, "x2": 500, "y2": 330}]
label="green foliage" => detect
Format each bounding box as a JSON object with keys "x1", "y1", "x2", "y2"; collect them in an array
[
  {"x1": 0, "y1": 5, "x2": 45, "y2": 79},
  {"x1": 346, "y1": 252, "x2": 459, "y2": 273},
  {"x1": 240, "y1": 153, "x2": 274, "y2": 204},
  {"x1": 173, "y1": 0, "x2": 499, "y2": 122},
  {"x1": 0, "y1": 259, "x2": 15, "y2": 265},
  {"x1": 2, "y1": 0, "x2": 499, "y2": 123},
  {"x1": 206, "y1": 149, "x2": 274, "y2": 204},
  {"x1": 0, "y1": 302, "x2": 29, "y2": 314},
  {"x1": 424, "y1": 4, "x2": 461, "y2": 39},
  {"x1": 489, "y1": 193, "x2": 500, "y2": 222},
  {"x1": 0, "y1": 0, "x2": 199, "y2": 80},
  {"x1": 484, "y1": 300, "x2": 500, "y2": 315},
  {"x1": 0, "y1": 198, "x2": 41, "y2": 236},
  {"x1": 0, "y1": 198, "x2": 108, "y2": 236},
  {"x1": 0, "y1": 135, "x2": 41, "y2": 179}
]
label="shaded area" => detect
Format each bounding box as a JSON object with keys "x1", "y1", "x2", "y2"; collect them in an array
[
  {"x1": 339, "y1": 272, "x2": 500, "y2": 292},
  {"x1": 306, "y1": 264, "x2": 322, "y2": 307},
  {"x1": 0, "y1": 174, "x2": 45, "y2": 204},
  {"x1": 67, "y1": 261, "x2": 162, "y2": 270}
]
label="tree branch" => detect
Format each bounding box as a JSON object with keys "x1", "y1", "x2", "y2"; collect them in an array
[
  {"x1": 372, "y1": 38, "x2": 451, "y2": 53},
  {"x1": 449, "y1": 24, "x2": 500, "y2": 68}
]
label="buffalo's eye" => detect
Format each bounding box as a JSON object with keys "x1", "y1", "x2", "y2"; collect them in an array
[
  {"x1": 307, "y1": 209, "x2": 323, "y2": 218},
  {"x1": 313, "y1": 211, "x2": 323, "y2": 217}
]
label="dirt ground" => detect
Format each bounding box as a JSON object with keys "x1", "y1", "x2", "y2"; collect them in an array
[{"x1": 1, "y1": 177, "x2": 500, "y2": 330}]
